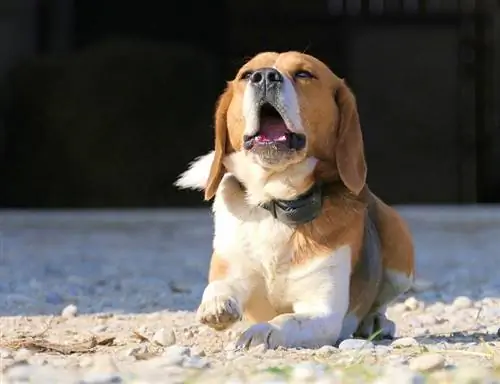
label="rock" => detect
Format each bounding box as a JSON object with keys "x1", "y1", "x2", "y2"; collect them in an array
[
  {"x1": 0, "y1": 347, "x2": 13, "y2": 358},
  {"x1": 315, "y1": 345, "x2": 337, "y2": 355},
  {"x1": 391, "y1": 337, "x2": 419, "y2": 348},
  {"x1": 190, "y1": 346, "x2": 206, "y2": 357},
  {"x1": 160, "y1": 345, "x2": 191, "y2": 366},
  {"x1": 152, "y1": 327, "x2": 176, "y2": 346},
  {"x1": 392, "y1": 302, "x2": 409, "y2": 313},
  {"x1": 14, "y1": 348, "x2": 33, "y2": 361},
  {"x1": 61, "y1": 304, "x2": 78, "y2": 318},
  {"x1": 376, "y1": 366, "x2": 425, "y2": 384},
  {"x1": 292, "y1": 362, "x2": 325, "y2": 380},
  {"x1": 92, "y1": 324, "x2": 108, "y2": 333},
  {"x1": 182, "y1": 356, "x2": 210, "y2": 369},
  {"x1": 452, "y1": 366, "x2": 491, "y2": 384},
  {"x1": 404, "y1": 297, "x2": 421, "y2": 311},
  {"x1": 338, "y1": 339, "x2": 374, "y2": 350},
  {"x1": 4, "y1": 362, "x2": 36, "y2": 382},
  {"x1": 452, "y1": 296, "x2": 473, "y2": 310},
  {"x1": 409, "y1": 353, "x2": 445, "y2": 372}
]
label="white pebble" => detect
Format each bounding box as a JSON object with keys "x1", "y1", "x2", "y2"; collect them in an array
[
  {"x1": 0, "y1": 348, "x2": 13, "y2": 358},
  {"x1": 409, "y1": 353, "x2": 445, "y2": 372},
  {"x1": 338, "y1": 339, "x2": 374, "y2": 350},
  {"x1": 315, "y1": 345, "x2": 337, "y2": 355},
  {"x1": 152, "y1": 327, "x2": 176, "y2": 347},
  {"x1": 376, "y1": 366, "x2": 425, "y2": 384},
  {"x1": 61, "y1": 304, "x2": 78, "y2": 318},
  {"x1": 392, "y1": 337, "x2": 419, "y2": 348},
  {"x1": 452, "y1": 296, "x2": 473, "y2": 310},
  {"x1": 292, "y1": 362, "x2": 325, "y2": 380},
  {"x1": 392, "y1": 302, "x2": 409, "y2": 313},
  {"x1": 14, "y1": 348, "x2": 33, "y2": 361},
  {"x1": 404, "y1": 297, "x2": 421, "y2": 311},
  {"x1": 182, "y1": 356, "x2": 210, "y2": 369}
]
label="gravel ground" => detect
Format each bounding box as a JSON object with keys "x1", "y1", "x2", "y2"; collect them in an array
[{"x1": 0, "y1": 207, "x2": 499, "y2": 383}]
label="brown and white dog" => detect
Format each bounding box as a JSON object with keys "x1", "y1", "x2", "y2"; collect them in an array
[{"x1": 175, "y1": 52, "x2": 415, "y2": 349}]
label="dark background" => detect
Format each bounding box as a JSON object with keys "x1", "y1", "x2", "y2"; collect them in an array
[{"x1": 0, "y1": 0, "x2": 499, "y2": 208}]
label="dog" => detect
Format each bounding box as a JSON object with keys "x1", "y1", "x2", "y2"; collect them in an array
[{"x1": 175, "y1": 51, "x2": 415, "y2": 349}]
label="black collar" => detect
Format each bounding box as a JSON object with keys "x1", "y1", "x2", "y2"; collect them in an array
[{"x1": 259, "y1": 182, "x2": 324, "y2": 226}]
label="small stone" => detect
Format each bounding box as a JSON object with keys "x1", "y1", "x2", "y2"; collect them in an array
[
  {"x1": 161, "y1": 345, "x2": 191, "y2": 366},
  {"x1": 404, "y1": 297, "x2": 421, "y2": 311},
  {"x1": 92, "y1": 325, "x2": 108, "y2": 333},
  {"x1": 5, "y1": 362, "x2": 35, "y2": 381},
  {"x1": 377, "y1": 366, "x2": 425, "y2": 384},
  {"x1": 315, "y1": 345, "x2": 337, "y2": 355},
  {"x1": 452, "y1": 296, "x2": 473, "y2": 310},
  {"x1": 409, "y1": 353, "x2": 445, "y2": 372},
  {"x1": 182, "y1": 356, "x2": 210, "y2": 369},
  {"x1": 375, "y1": 345, "x2": 393, "y2": 354},
  {"x1": 184, "y1": 330, "x2": 194, "y2": 338},
  {"x1": 392, "y1": 337, "x2": 419, "y2": 348},
  {"x1": 338, "y1": 339, "x2": 374, "y2": 350},
  {"x1": 124, "y1": 345, "x2": 147, "y2": 357},
  {"x1": 0, "y1": 347, "x2": 13, "y2": 358},
  {"x1": 61, "y1": 304, "x2": 78, "y2": 318},
  {"x1": 292, "y1": 362, "x2": 325, "y2": 380},
  {"x1": 392, "y1": 302, "x2": 409, "y2": 313},
  {"x1": 191, "y1": 346, "x2": 205, "y2": 357},
  {"x1": 152, "y1": 327, "x2": 176, "y2": 346},
  {"x1": 14, "y1": 348, "x2": 33, "y2": 361}
]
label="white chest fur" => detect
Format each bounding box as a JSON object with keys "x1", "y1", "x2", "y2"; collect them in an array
[{"x1": 213, "y1": 175, "x2": 295, "y2": 301}]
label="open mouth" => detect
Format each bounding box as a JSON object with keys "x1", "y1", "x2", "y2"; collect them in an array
[{"x1": 243, "y1": 103, "x2": 306, "y2": 151}]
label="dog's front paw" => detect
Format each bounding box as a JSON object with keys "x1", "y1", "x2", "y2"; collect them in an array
[
  {"x1": 196, "y1": 296, "x2": 242, "y2": 331},
  {"x1": 235, "y1": 323, "x2": 285, "y2": 350}
]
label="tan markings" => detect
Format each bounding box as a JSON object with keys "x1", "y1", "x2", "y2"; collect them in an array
[
  {"x1": 292, "y1": 185, "x2": 367, "y2": 266},
  {"x1": 372, "y1": 194, "x2": 415, "y2": 276},
  {"x1": 208, "y1": 252, "x2": 229, "y2": 283},
  {"x1": 243, "y1": 285, "x2": 282, "y2": 324}
]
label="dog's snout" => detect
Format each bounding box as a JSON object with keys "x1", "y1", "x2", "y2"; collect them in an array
[{"x1": 250, "y1": 68, "x2": 283, "y2": 86}]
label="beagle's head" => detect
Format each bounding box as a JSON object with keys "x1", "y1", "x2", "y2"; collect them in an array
[{"x1": 205, "y1": 51, "x2": 367, "y2": 200}]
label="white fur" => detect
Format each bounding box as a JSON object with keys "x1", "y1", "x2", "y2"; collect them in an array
[
  {"x1": 174, "y1": 151, "x2": 215, "y2": 191},
  {"x1": 242, "y1": 68, "x2": 304, "y2": 137},
  {"x1": 194, "y1": 172, "x2": 352, "y2": 349}
]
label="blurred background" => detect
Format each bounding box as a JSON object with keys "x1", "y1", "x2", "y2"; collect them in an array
[{"x1": 0, "y1": 0, "x2": 499, "y2": 209}]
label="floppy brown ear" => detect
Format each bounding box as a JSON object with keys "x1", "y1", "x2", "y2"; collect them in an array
[
  {"x1": 204, "y1": 84, "x2": 233, "y2": 200},
  {"x1": 335, "y1": 80, "x2": 367, "y2": 195}
]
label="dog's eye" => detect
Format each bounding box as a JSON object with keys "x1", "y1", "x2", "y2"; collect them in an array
[
  {"x1": 294, "y1": 70, "x2": 316, "y2": 80},
  {"x1": 240, "y1": 70, "x2": 253, "y2": 81}
]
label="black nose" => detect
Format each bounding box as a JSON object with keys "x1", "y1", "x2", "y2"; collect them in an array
[{"x1": 250, "y1": 68, "x2": 283, "y2": 85}]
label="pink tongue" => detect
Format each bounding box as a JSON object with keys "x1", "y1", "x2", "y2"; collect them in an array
[{"x1": 256, "y1": 118, "x2": 288, "y2": 142}]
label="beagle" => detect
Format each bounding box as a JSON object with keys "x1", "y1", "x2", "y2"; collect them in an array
[{"x1": 175, "y1": 52, "x2": 415, "y2": 349}]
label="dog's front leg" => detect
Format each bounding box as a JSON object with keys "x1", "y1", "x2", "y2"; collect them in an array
[
  {"x1": 236, "y1": 246, "x2": 352, "y2": 349},
  {"x1": 196, "y1": 252, "x2": 254, "y2": 331}
]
